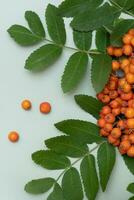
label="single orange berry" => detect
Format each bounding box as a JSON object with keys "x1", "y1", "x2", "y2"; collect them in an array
[
  {"x1": 104, "y1": 123, "x2": 113, "y2": 132},
  {"x1": 123, "y1": 44, "x2": 133, "y2": 56},
  {"x1": 101, "y1": 95, "x2": 110, "y2": 103},
  {"x1": 110, "y1": 100, "x2": 120, "y2": 108},
  {"x1": 113, "y1": 139, "x2": 120, "y2": 147},
  {"x1": 128, "y1": 29, "x2": 134, "y2": 36},
  {"x1": 21, "y1": 99, "x2": 32, "y2": 110},
  {"x1": 117, "y1": 120, "x2": 126, "y2": 130},
  {"x1": 100, "y1": 128, "x2": 109, "y2": 137},
  {"x1": 111, "y1": 128, "x2": 121, "y2": 139},
  {"x1": 109, "y1": 90, "x2": 118, "y2": 99},
  {"x1": 8, "y1": 131, "x2": 19, "y2": 143},
  {"x1": 126, "y1": 73, "x2": 134, "y2": 84},
  {"x1": 120, "y1": 58, "x2": 130, "y2": 69},
  {"x1": 104, "y1": 113, "x2": 115, "y2": 123},
  {"x1": 128, "y1": 134, "x2": 134, "y2": 144},
  {"x1": 108, "y1": 134, "x2": 117, "y2": 144},
  {"x1": 129, "y1": 64, "x2": 134, "y2": 73},
  {"x1": 115, "y1": 97, "x2": 122, "y2": 105},
  {"x1": 127, "y1": 118, "x2": 134, "y2": 129},
  {"x1": 123, "y1": 83, "x2": 131, "y2": 93},
  {"x1": 112, "y1": 60, "x2": 120, "y2": 71},
  {"x1": 125, "y1": 107, "x2": 134, "y2": 118},
  {"x1": 119, "y1": 140, "x2": 131, "y2": 152},
  {"x1": 108, "y1": 80, "x2": 118, "y2": 90},
  {"x1": 112, "y1": 108, "x2": 121, "y2": 116},
  {"x1": 121, "y1": 92, "x2": 133, "y2": 101},
  {"x1": 131, "y1": 37, "x2": 134, "y2": 46},
  {"x1": 121, "y1": 107, "x2": 127, "y2": 114},
  {"x1": 122, "y1": 34, "x2": 133, "y2": 44},
  {"x1": 124, "y1": 65, "x2": 130, "y2": 74},
  {"x1": 127, "y1": 145, "x2": 134, "y2": 157},
  {"x1": 40, "y1": 102, "x2": 51, "y2": 114},
  {"x1": 97, "y1": 92, "x2": 104, "y2": 101},
  {"x1": 103, "y1": 86, "x2": 110, "y2": 94},
  {"x1": 128, "y1": 99, "x2": 134, "y2": 108},
  {"x1": 114, "y1": 48, "x2": 123, "y2": 57},
  {"x1": 118, "y1": 78, "x2": 126, "y2": 88},
  {"x1": 107, "y1": 46, "x2": 114, "y2": 56},
  {"x1": 101, "y1": 106, "x2": 111, "y2": 115},
  {"x1": 97, "y1": 118, "x2": 105, "y2": 128}
]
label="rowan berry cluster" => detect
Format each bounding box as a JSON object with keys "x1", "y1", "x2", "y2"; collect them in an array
[{"x1": 97, "y1": 29, "x2": 134, "y2": 158}]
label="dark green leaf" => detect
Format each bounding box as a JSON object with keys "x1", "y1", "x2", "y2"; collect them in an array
[
  {"x1": 110, "y1": 0, "x2": 134, "y2": 17},
  {"x1": 62, "y1": 167, "x2": 83, "y2": 200},
  {"x1": 80, "y1": 154, "x2": 99, "y2": 200},
  {"x1": 25, "y1": 178, "x2": 54, "y2": 194},
  {"x1": 91, "y1": 54, "x2": 112, "y2": 93},
  {"x1": 45, "y1": 135, "x2": 88, "y2": 158},
  {"x1": 61, "y1": 52, "x2": 88, "y2": 93},
  {"x1": 71, "y1": 3, "x2": 116, "y2": 31},
  {"x1": 127, "y1": 183, "x2": 134, "y2": 194},
  {"x1": 75, "y1": 95, "x2": 103, "y2": 119},
  {"x1": 73, "y1": 30, "x2": 92, "y2": 50},
  {"x1": 58, "y1": 0, "x2": 103, "y2": 17},
  {"x1": 25, "y1": 44, "x2": 62, "y2": 71},
  {"x1": 129, "y1": 197, "x2": 134, "y2": 200},
  {"x1": 25, "y1": 11, "x2": 45, "y2": 38},
  {"x1": 7, "y1": 25, "x2": 42, "y2": 46},
  {"x1": 55, "y1": 120, "x2": 104, "y2": 144},
  {"x1": 123, "y1": 155, "x2": 134, "y2": 175},
  {"x1": 46, "y1": 4, "x2": 66, "y2": 45},
  {"x1": 96, "y1": 28, "x2": 110, "y2": 52},
  {"x1": 32, "y1": 150, "x2": 70, "y2": 170},
  {"x1": 97, "y1": 142, "x2": 116, "y2": 191},
  {"x1": 47, "y1": 183, "x2": 64, "y2": 200},
  {"x1": 110, "y1": 19, "x2": 134, "y2": 47}
]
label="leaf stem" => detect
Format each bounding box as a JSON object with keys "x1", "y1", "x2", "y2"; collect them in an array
[
  {"x1": 44, "y1": 38, "x2": 101, "y2": 55},
  {"x1": 55, "y1": 143, "x2": 101, "y2": 183}
]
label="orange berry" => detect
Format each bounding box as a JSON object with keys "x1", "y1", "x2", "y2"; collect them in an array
[
  {"x1": 125, "y1": 107, "x2": 134, "y2": 118},
  {"x1": 104, "y1": 123, "x2": 113, "y2": 132},
  {"x1": 101, "y1": 106, "x2": 111, "y2": 115},
  {"x1": 8, "y1": 131, "x2": 19, "y2": 143},
  {"x1": 124, "y1": 65, "x2": 130, "y2": 74},
  {"x1": 97, "y1": 118, "x2": 105, "y2": 128},
  {"x1": 122, "y1": 34, "x2": 133, "y2": 44},
  {"x1": 129, "y1": 64, "x2": 134, "y2": 73},
  {"x1": 109, "y1": 90, "x2": 118, "y2": 99},
  {"x1": 103, "y1": 86, "x2": 110, "y2": 94},
  {"x1": 121, "y1": 135, "x2": 129, "y2": 141},
  {"x1": 123, "y1": 83, "x2": 131, "y2": 93},
  {"x1": 121, "y1": 92, "x2": 133, "y2": 101},
  {"x1": 114, "y1": 48, "x2": 123, "y2": 57},
  {"x1": 113, "y1": 139, "x2": 120, "y2": 147},
  {"x1": 108, "y1": 134, "x2": 117, "y2": 144},
  {"x1": 123, "y1": 44, "x2": 133, "y2": 56},
  {"x1": 121, "y1": 107, "x2": 127, "y2": 114},
  {"x1": 131, "y1": 37, "x2": 134, "y2": 46},
  {"x1": 97, "y1": 92, "x2": 104, "y2": 101},
  {"x1": 128, "y1": 29, "x2": 134, "y2": 36},
  {"x1": 127, "y1": 145, "x2": 134, "y2": 157},
  {"x1": 118, "y1": 78, "x2": 126, "y2": 87},
  {"x1": 128, "y1": 134, "x2": 134, "y2": 144},
  {"x1": 112, "y1": 108, "x2": 121, "y2": 116},
  {"x1": 119, "y1": 140, "x2": 131, "y2": 152},
  {"x1": 108, "y1": 81, "x2": 117, "y2": 90},
  {"x1": 110, "y1": 100, "x2": 120, "y2": 108},
  {"x1": 101, "y1": 95, "x2": 110, "y2": 103},
  {"x1": 21, "y1": 99, "x2": 32, "y2": 110},
  {"x1": 112, "y1": 60, "x2": 120, "y2": 70},
  {"x1": 100, "y1": 129, "x2": 109, "y2": 137},
  {"x1": 131, "y1": 58, "x2": 134, "y2": 65},
  {"x1": 115, "y1": 97, "x2": 122, "y2": 105},
  {"x1": 120, "y1": 58, "x2": 130, "y2": 69},
  {"x1": 104, "y1": 113, "x2": 115, "y2": 123},
  {"x1": 126, "y1": 73, "x2": 134, "y2": 84},
  {"x1": 107, "y1": 46, "x2": 114, "y2": 56},
  {"x1": 127, "y1": 118, "x2": 134, "y2": 128},
  {"x1": 121, "y1": 100, "x2": 128, "y2": 107},
  {"x1": 110, "y1": 76, "x2": 118, "y2": 82},
  {"x1": 128, "y1": 99, "x2": 134, "y2": 108},
  {"x1": 40, "y1": 102, "x2": 51, "y2": 114},
  {"x1": 111, "y1": 128, "x2": 121, "y2": 139},
  {"x1": 117, "y1": 120, "x2": 126, "y2": 130}
]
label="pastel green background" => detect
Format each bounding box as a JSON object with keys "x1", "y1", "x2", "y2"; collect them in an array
[{"x1": 0, "y1": 0, "x2": 133, "y2": 200}]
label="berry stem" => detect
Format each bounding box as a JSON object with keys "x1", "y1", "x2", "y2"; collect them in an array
[
  {"x1": 55, "y1": 143, "x2": 101, "y2": 183},
  {"x1": 44, "y1": 38, "x2": 102, "y2": 55}
]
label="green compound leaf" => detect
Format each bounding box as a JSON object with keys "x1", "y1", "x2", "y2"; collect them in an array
[
  {"x1": 110, "y1": 19, "x2": 134, "y2": 47},
  {"x1": 127, "y1": 183, "x2": 134, "y2": 194},
  {"x1": 32, "y1": 150, "x2": 70, "y2": 170},
  {"x1": 45, "y1": 135, "x2": 88, "y2": 158},
  {"x1": 73, "y1": 30, "x2": 92, "y2": 51},
  {"x1": 95, "y1": 28, "x2": 110, "y2": 52},
  {"x1": 97, "y1": 142, "x2": 116, "y2": 192},
  {"x1": 25, "y1": 44, "x2": 62, "y2": 71},
  {"x1": 25, "y1": 178, "x2": 55, "y2": 194},
  {"x1": 91, "y1": 54, "x2": 112, "y2": 93},
  {"x1": 7, "y1": 25, "x2": 42, "y2": 46},
  {"x1": 61, "y1": 52, "x2": 88, "y2": 93},
  {"x1": 62, "y1": 167, "x2": 83, "y2": 200},
  {"x1": 25, "y1": 11, "x2": 45, "y2": 38},
  {"x1": 123, "y1": 155, "x2": 134, "y2": 175},
  {"x1": 46, "y1": 4, "x2": 66, "y2": 45},
  {"x1": 80, "y1": 154, "x2": 99, "y2": 200},
  {"x1": 71, "y1": 3, "x2": 116, "y2": 31},
  {"x1": 47, "y1": 183, "x2": 64, "y2": 200},
  {"x1": 58, "y1": 0, "x2": 103, "y2": 18},
  {"x1": 110, "y1": 0, "x2": 134, "y2": 17},
  {"x1": 75, "y1": 95, "x2": 104, "y2": 119},
  {"x1": 55, "y1": 120, "x2": 104, "y2": 144}
]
